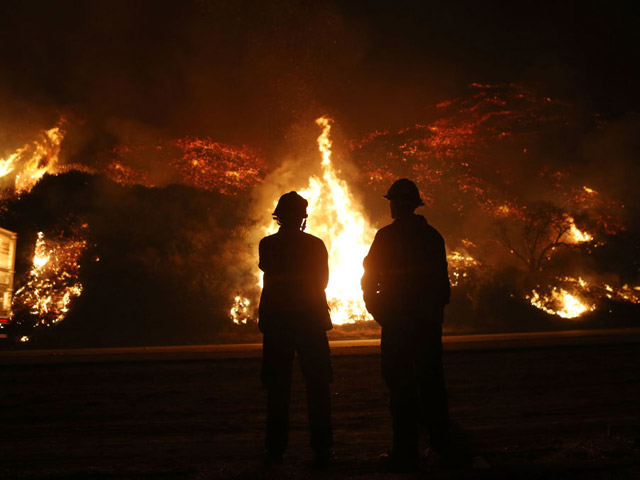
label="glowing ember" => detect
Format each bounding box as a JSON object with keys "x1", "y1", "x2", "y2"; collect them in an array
[
  {"x1": 13, "y1": 230, "x2": 87, "y2": 327},
  {"x1": 609, "y1": 284, "x2": 640, "y2": 304},
  {"x1": 230, "y1": 295, "x2": 251, "y2": 324},
  {"x1": 171, "y1": 138, "x2": 265, "y2": 194},
  {"x1": 527, "y1": 287, "x2": 596, "y2": 319},
  {"x1": 96, "y1": 137, "x2": 266, "y2": 194},
  {"x1": 560, "y1": 276, "x2": 640, "y2": 305},
  {"x1": 447, "y1": 250, "x2": 481, "y2": 287},
  {"x1": 106, "y1": 161, "x2": 151, "y2": 186}
]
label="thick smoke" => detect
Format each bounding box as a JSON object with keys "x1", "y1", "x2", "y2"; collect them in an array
[{"x1": 1, "y1": 1, "x2": 637, "y2": 155}]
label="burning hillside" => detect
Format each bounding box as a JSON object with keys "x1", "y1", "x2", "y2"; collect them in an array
[{"x1": 0, "y1": 84, "x2": 638, "y2": 346}]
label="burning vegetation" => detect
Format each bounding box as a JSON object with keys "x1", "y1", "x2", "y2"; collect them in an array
[
  {"x1": 0, "y1": 83, "x2": 638, "y2": 345},
  {"x1": 12, "y1": 230, "x2": 86, "y2": 338}
]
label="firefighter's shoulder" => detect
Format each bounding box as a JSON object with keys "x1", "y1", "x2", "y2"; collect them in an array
[
  {"x1": 300, "y1": 231, "x2": 326, "y2": 246},
  {"x1": 259, "y1": 233, "x2": 279, "y2": 249},
  {"x1": 371, "y1": 223, "x2": 395, "y2": 243},
  {"x1": 423, "y1": 223, "x2": 446, "y2": 245}
]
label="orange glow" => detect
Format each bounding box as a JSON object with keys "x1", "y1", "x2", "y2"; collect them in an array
[
  {"x1": 447, "y1": 250, "x2": 481, "y2": 287},
  {"x1": 13, "y1": 230, "x2": 86, "y2": 327},
  {"x1": 240, "y1": 117, "x2": 376, "y2": 325},
  {"x1": 0, "y1": 126, "x2": 65, "y2": 194},
  {"x1": 563, "y1": 216, "x2": 593, "y2": 244},
  {"x1": 230, "y1": 295, "x2": 251, "y2": 324},
  {"x1": 299, "y1": 117, "x2": 375, "y2": 324},
  {"x1": 527, "y1": 287, "x2": 596, "y2": 319},
  {"x1": 171, "y1": 138, "x2": 265, "y2": 194}
]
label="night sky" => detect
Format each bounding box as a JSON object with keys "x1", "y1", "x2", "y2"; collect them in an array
[{"x1": 0, "y1": 0, "x2": 638, "y2": 160}]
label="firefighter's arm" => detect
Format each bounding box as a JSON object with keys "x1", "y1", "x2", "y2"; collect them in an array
[
  {"x1": 361, "y1": 233, "x2": 385, "y2": 320},
  {"x1": 437, "y1": 237, "x2": 451, "y2": 306},
  {"x1": 319, "y1": 241, "x2": 329, "y2": 290},
  {"x1": 258, "y1": 238, "x2": 268, "y2": 272}
]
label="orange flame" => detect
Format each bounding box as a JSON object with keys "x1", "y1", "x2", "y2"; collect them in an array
[
  {"x1": 13, "y1": 230, "x2": 86, "y2": 327},
  {"x1": 299, "y1": 117, "x2": 376, "y2": 324},
  {"x1": 527, "y1": 286, "x2": 596, "y2": 319},
  {"x1": 238, "y1": 117, "x2": 376, "y2": 325},
  {"x1": 0, "y1": 126, "x2": 65, "y2": 194},
  {"x1": 563, "y1": 216, "x2": 593, "y2": 244}
]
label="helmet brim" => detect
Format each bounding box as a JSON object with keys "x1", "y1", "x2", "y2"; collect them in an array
[{"x1": 383, "y1": 194, "x2": 425, "y2": 207}]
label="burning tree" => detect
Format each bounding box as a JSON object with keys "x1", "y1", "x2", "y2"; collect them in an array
[{"x1": 495, "y1": 203, "x2": 592, "y2": 272}]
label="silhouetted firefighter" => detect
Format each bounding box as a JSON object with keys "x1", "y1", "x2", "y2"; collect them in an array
[
  {"x1": 362, "y1": 178, "x2": 451, "y2": 472},
  {"x1": 258, "y1": 191, "x2": 333, "y2": 469}
]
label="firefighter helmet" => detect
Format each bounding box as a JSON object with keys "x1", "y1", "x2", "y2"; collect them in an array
[
  {"x1": 272, "y1": 191, "x2": 308, "y2": 220},
  {"x1": 383, "y1": 178, "x2": 424, "y2": 207}
]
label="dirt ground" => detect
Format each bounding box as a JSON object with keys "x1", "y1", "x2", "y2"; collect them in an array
[{"x1": 1, "y1": 343, "x2": 639, "y2": 479}]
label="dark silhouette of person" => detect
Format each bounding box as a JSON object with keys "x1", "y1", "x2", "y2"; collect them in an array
[
  {"x1": 258, "y1": 191, "x2": 333, "y2": 468},
  {"x1": 361, "y1": 178, "x2": 451, "y2": 471}
]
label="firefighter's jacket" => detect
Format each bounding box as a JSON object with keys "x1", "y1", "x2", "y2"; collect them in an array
[
  {"x1": 361, "y1": 214, "x2": 450, "y2": 325},
  {"x1": 258, "y1": 227, "x2": 332, "y2": 333}
]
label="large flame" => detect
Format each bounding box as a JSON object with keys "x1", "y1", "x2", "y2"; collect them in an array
[
  {"x1": 297, "y1": 117, "x2": 376, "y2": 324},
  {"x1": 233, "y1": 117, "x2": 376, "y2": 325},
  {"x1": 0, "y1": 126, "x2": 64, "y2": 194}
]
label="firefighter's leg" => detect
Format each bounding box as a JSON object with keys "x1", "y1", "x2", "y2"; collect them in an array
[
  {"x1": 418, "y1": 322, "x2": 450, "y2": 453},
  {"x1": 262, "y1": 332, "x2": 295, "y2": 457},
  {"x1": 297, "y1": 330, "x2": 333, "y2": 455},
  {"x1": 381, "y1": 327, "x2": 420, "y2": 463}
]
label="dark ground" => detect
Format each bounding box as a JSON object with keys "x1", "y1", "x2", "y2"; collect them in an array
[{"x1": 1, "y1": 343, "x2": 639, "y2": 479}]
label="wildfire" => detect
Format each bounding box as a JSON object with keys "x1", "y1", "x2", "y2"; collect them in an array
[
  {"x1": 561, "y1": 276, "x2": 640, "y2": 305},
  {"x1": 230, "y1": 295, "x2": 251, "y2": 324},
  {"x1": 13, "y1": 230, "x2": 87, "y2": 327},
  {"x1": 526, "y1": 275, "x2": 640, "y2": 319},
  {"x1": 238, "y1": 117, "x2": 376, "y2": 325},
  {"x1": 564, "y1": 216, "x2": 593, "y2": 244},
  {"x1": 447, "y1": 250, "x2": 481, "y2": 287},
  {"x1": 299, "y1": 117, "x2": 376, "y2": 324},
  {"x1": 0, "y1": 126, "x2": 65, "y2": 194},
  {"x1": 96, "y1": 137, "x2": 266, "y2": 194},
  {"x1": 527, "y1": 287, "x2": 596, "y2": 319},
  {"x1": 106, "y1": 161, "x2": 151, "y2": 186},
  {"x1": 170, "y1": 138, "x2": 265, "y2": 194}
]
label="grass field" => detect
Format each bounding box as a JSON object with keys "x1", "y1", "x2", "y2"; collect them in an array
[{"x1": 1, "y1": 342, "x2": 639, "y2": 479}]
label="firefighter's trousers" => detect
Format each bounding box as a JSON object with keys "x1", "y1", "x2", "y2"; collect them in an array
[
  {"x1": 381, "y1": 315, "x2": 450, "y2": 461},
  {"x1": 261, "y1": 328, "x2": 333, "y2": 456}
]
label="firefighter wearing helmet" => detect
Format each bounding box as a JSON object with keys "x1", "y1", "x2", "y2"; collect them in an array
[
  {"x1": 361, "y1": 178, "x2": 451, "y2": 471},
  {"x1": 258, "y1": 191, "x2": 333, "y2": 468}
]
